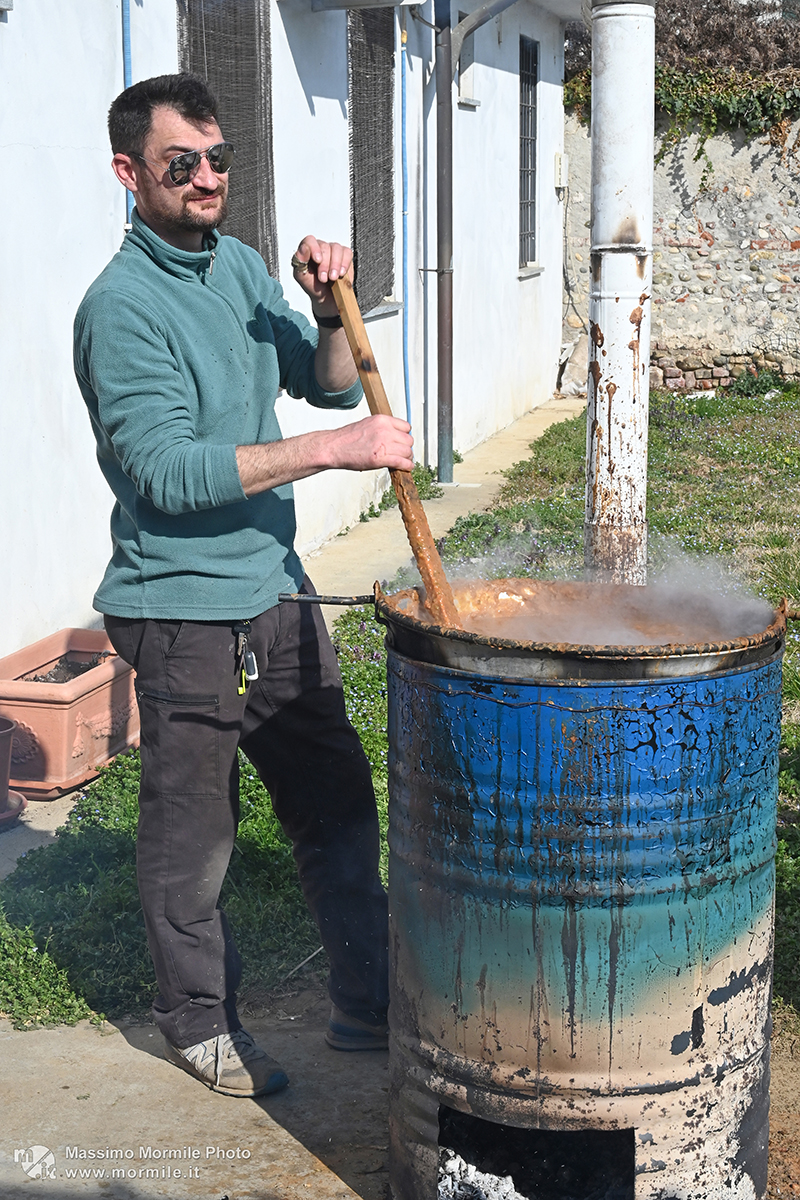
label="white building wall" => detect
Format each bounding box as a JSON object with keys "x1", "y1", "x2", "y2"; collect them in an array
[
  {"x1": 0, "y1": 0, "x2": 570, "y2": 655},
  {"x1": 254, "y1": 0, "x2": 567, "y2": 557},
  {"x1": 0, "y1": 0, "x2": 178, "y2": 659},
  {"x1": 449, "y1": 0, "x2": 565, "y2": 454},
  {"x1": 399, "y1": 0, "x2": 566, "y2": 472},
  {"x1": 271, "y1": 0, "x2": 404, "y2": 556}
]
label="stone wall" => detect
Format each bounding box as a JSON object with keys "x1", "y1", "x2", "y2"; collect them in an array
[{"x1": 562, "y1": 112, "x2": 800, "y2": 390}]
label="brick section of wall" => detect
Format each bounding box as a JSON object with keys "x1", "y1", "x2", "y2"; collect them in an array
[{"x1": 648, "y1": 346, "x2": 792, "y2": 392}]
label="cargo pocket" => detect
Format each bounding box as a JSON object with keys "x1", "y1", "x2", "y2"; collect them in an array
[{"x1": 136, "y1": 688, "x2": 221, "y2": 797}]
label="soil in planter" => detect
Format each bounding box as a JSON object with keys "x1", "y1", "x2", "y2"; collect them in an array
[{"x1": 25, "y1": 652, "x2": 112, "y2": 684}]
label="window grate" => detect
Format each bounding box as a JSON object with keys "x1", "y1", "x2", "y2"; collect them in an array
[
  {"x1": 177, "y1": 0, "x2": 279, "y2": 278},
  {"x1": 347, "y1": 8, "x2": 395, "y2": 315},
  {"x1": 519, "y1": 35, "x2": 539, "y2": 268}
]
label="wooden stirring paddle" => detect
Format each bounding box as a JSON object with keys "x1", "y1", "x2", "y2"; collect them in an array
[{"x1": 330, "y1": 277, "x2": 460, "y2": 629}]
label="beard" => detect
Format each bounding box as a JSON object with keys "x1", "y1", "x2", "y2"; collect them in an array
[
  {"x1": 133, "y1": 173, "x2": 231, "y2": 245},
  {"x1": 172, "y1": 188, "x2": 229, "y2": 233}
]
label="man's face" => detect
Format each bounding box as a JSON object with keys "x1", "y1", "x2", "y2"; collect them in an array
[{"x1": 122, "y1": 106, "x2": 230, "y2": 246}]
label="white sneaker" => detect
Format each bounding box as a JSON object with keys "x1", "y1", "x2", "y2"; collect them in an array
[{"x1": 163, "y1": 1028, "x2": 289, "y2": 1097}]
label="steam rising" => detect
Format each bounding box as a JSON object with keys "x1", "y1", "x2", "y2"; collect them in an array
[{"x1": 392, "y1": 537, "x2": 774, "y2": 647}]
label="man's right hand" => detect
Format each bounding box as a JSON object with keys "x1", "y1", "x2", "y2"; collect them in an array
[{"x1": 236, "y1": 414, "x2": 413, "y2": 498}]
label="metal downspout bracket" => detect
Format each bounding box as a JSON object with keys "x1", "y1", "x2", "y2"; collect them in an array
[{"x1": 584, "y1": 0, "x2": 656, "y2": 585}]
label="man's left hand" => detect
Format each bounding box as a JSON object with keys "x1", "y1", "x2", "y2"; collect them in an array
[{"x1": 291, "y1": 236, "x2": 353, "y2": 317}]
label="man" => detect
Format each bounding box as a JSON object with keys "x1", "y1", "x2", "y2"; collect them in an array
[{"x1": 74, "y1": 73, "x2": 412, "y2": 1098}]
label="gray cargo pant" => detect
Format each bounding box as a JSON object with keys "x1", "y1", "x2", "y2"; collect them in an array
[{"x1": 104, "y1": 579, "x2": 389, "y2": 1049}]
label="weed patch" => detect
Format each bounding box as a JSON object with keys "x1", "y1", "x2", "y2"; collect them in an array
[
  {"x1": 361, "y1": 463, "x2": 444, "y2": 522},
  {"x1": 0, "y1": 750, "x2": 320, "y2": 1020},
  {"x1": 0, "y1": 909, "x2": 93, "y2": 1029}
]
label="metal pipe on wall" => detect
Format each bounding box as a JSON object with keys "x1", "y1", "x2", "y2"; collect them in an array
[
  {"x1": 434, "y1": 0, "x2": 455, "y2": 483},
  {"x1": 584, "y1": 0, "x2": 655, "y2": 584},
  {"x1": 430, "y1": 0, "x2": 523, "y2": 485},
  {"x1": 121, "y1": 0, "x2": 134, "y2": 225}
]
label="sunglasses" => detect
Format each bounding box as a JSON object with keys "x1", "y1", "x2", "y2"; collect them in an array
[{"x1": 132, "y1": 141, "x2": 235, "y2": 186}]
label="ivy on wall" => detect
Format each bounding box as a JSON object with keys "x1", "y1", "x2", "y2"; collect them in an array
[
  {"x1": 565, "y1": 63, "x2": 800, "y2": 178},
  {"x1": 564, "y1": 0, "x2": 800, "y2": 177}
]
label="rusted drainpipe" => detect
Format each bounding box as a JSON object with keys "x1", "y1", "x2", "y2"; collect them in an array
[
  {"x1": 584, "y1": 0, "x2": 655, "y2": 584},
  {"x1": 431, "y1": 0, "x2": 523, "y2": 484}
]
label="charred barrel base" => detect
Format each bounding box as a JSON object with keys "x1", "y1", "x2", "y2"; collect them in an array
[
  {"x1": 388, "y1": 1025, "x2": 770, "y2": 1200},
  {"x1": 381, "y1": 584, "x2": 783, "y2": 1200}
]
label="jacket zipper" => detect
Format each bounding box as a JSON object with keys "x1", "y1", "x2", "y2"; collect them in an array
[{"x1": 202, "y1": 250, "x2": 251, "y2": 356}]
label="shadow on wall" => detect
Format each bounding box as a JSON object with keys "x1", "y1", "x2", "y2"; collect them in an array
[{"x1": 277, "y1": 3, "x2": 348, "y2": 117}]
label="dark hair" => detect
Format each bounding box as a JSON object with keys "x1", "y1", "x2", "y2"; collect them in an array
[{"x1": 108, "y1": 73, "x2": 219, "y2": 156}]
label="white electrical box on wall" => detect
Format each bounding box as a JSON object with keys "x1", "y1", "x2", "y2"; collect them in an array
[{"x1": 554, "y1": 152, "x2": 569, "y2": 189}]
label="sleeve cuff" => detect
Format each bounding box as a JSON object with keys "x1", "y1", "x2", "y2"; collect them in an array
[
  {"x1": 305, "y1": 377, "x2": 364, "y2": 411},
  {"x1": 212, "y1": 443, "x2": 249, "y2": 505}
]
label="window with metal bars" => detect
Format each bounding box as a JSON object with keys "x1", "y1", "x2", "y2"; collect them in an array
[
  {"x1": 347, "y1": 8, "x2": 395, "y2": 315},
  {"x1": 519, "y1": 35, "x2": 539, "y2": 268},
  {"x1": 177, "y1": 0, "x2": 278, "y2": 278}
]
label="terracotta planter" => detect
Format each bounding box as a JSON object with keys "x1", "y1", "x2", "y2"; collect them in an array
[
  {"x1": 0, "y1": 716, "x2": 27, "y2": 825},
  {"x1": 0, "y1": 630, "x2": 139, "y2": 800}
]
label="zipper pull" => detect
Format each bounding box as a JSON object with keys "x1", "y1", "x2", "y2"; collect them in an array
[{"x1": 208, "y1": 250, "x2": 216, "y2": 277}]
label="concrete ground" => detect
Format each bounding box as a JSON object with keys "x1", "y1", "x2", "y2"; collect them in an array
[{"x1": 0, "y1": 396, "x2": 584, "y2": 1200}]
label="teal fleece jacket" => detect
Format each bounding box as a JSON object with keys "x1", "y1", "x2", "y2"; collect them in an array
[{"x1": 74, "y1": 210, "x2": 363, "y2": 620}]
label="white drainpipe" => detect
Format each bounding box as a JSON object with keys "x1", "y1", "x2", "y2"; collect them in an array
[{"x1": 584, "y1": 0, "x2": 655, "y2": 585}]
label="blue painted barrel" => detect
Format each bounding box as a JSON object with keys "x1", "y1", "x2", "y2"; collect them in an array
[{"x1": 377, "y1": 581, "x2": 785, "y2": 1200}]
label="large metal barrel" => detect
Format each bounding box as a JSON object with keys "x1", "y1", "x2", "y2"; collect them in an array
[{"x1": 377, "y1": 580, "x2": 785, "y2": 1200}]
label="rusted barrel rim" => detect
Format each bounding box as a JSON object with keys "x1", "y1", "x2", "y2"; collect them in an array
[{"x1": 374, "y1": 584, "x2": 788, "y2": 661}]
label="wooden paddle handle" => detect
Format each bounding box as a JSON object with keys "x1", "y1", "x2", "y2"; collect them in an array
[{"x1": 330, "y1": 277, "x2": 459, "y2": 628}]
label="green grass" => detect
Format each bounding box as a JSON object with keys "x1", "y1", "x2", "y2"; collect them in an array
[
  {"x1": 331, "y1": 608, "x2": 390, "y2": 883},
  {"x1": 0, "y1": 909, "x2": 93, "y2": 1029},
  {"x1": 2, "y1": 371, "x2": 799, "y2": 1023},
  {"x1": 361, "y1": 462, "x2": 445, "y2": 522},
  {"x1": 0, "y1": 749, "x2": 321, "y2": 1019}
]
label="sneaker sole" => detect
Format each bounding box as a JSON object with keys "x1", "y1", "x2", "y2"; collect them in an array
[
  {"x1": 325, "y1": 1028, "x2": 389, "y2": 1052},
  {"x1": 164, "y1": 1043, "x2": 289, "y2": 1097}
]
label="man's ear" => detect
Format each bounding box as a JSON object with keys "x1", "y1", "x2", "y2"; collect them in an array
[{"x1": 112, "y1": 153, "x2": 138, "y2": 194}]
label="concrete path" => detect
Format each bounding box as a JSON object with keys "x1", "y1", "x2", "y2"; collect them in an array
[
  {"x1": 0, "y1": 396, "x2": 586, "y2": 1200},
  {"x1": 0, "y1": 984, "x2": 387, "y2": 1200}
]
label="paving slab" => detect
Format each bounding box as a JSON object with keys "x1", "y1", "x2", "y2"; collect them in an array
[
  {"x1": 0, "y1": 984, "x2": 388, "y2": 1200},
  {"x1": 0, "y1": 791, "x2": 79, "y2": 881}
]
